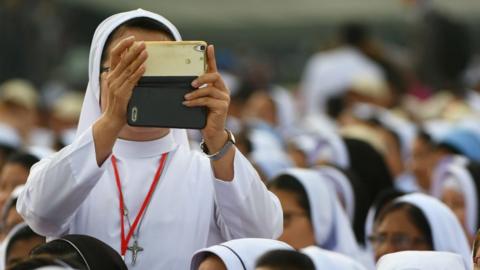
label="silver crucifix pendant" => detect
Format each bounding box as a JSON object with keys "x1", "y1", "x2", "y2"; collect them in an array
[{"x1": 127, "y1": 240, "x2": 144, "y2": 265}]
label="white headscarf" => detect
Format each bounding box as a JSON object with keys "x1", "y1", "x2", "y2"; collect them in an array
[
  {"x1": 77, "y1": 8, "x2": 188, "y2": 147},
  {"x1": 315, "y1": 166, "x2": 355, "y2": 222},
  {"x1": 431, "y1": 162, "x2": 478, "y2": 236},
  {"x1": 301, "y1": 246, "x2": 367, "y2": 270},
  {"x1": 395, "y1": 193, "x2": 472, "y2": 269},
  {"x1": 190, "y1": 238, "x2": 292, "y2": 270},
  {"x1": 376, "y1": 251, "x2": 467, "y2": 270},
  {"x1": 281, "y1": 168, "x2": 367, "y2": 265}
]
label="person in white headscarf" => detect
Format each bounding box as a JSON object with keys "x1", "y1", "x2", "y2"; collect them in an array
[
  {"x1": 17, "y1": 9, "x2": 282, "y2": 269},
  {"x1": 370, "y1": 193, "x2": 472, "y2": 268},
  {"x1": 190, "y1": 238, "x2": 292, "y2": 270},
  {"x1": 0, "y1": 223, "x2": 45, "y2": 270},
  {"x1": 376, "y1": 251, "x2": 467, "y2": 270},
  {"x1": 267, "y1": 168, "x2": 371, "y2": 268},
  {"x1": 431, "y1": 160, "x2": 480, "y2": 243},
  {"x1": 301, "y1": 246, "x2": 367, "y2": 270}
]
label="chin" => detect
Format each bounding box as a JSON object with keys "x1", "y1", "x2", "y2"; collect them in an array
[{"x1": 120, "y1": 125, "x2": 170, "y2": 140}]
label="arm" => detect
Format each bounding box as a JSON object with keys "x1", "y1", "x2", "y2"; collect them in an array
[
  {"x1": 211, "y1": 148, "x2": 283, "y2": 239},
  {"x1": 17, "y1": 127, "x2": 108, "y2": 236},
  {"x1": 17, "y1": 37, "x2": 148, "y2": 236}
]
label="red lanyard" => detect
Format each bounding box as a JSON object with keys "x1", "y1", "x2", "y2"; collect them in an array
[{"x1": 111, "y1": 153, "x2": 169, "y2": 256}]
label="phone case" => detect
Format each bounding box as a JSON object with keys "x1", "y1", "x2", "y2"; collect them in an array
[
  {"x1": 127, "y1": 41, "x2": 207, "y2": 129},
  {"x1": 127, "y1": 76, "x2": 207, "y2": 129}
]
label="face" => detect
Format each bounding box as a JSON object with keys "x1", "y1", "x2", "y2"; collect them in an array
[
  {"x1": 100, "y1": 27, "x2": 172, "y2": 140},
  {"x1": 271, "y1": 188, "x2": 315, "y2": 249},
  {"x1": 372, "y1": 208, "x2": 432, "y2": 261},
  {"x1": 0, "y1": 163, "x2": 29, "y2": 211},
  {"x1": 441, "y1": 187, "x2": 467, "y2": 235},
  {"x1": 475, "y1": 243, "x2": 480, "y2": 270},
  {"x1": 242, "y1": 91, "x2": 277, "y2": 126},
  {"x1": 6, "y1": 236, "x2": 45, "y2": 267},
  {"x1": 198, "y1": 254, "x2": 227, "y2": 270},
  {"x1": 409, "y1": 136, "x2": 433, "y2": 190}
]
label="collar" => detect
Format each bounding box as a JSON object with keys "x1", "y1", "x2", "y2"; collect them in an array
[{"x1": 112, "y1": 131, "x2": 177, "y2": 158}]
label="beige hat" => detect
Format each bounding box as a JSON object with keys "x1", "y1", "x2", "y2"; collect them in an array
[
  {"x1": 349, "y1": 74, "x2": 390, "y2": 100},
  {"x1": 0, "y1": 79, "x2": 38, "y2": 110},
  {"x1": 52, "y1": 92, "x2": 84, "y2": 121}
]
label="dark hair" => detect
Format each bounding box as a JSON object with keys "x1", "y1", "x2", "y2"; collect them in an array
[
  {"x1": 466, "y1": 162, "x2": 480, "y2": 229},
  {"x1": 268, "y1": 174, "x2": 311, "y2": 220},
  {"x1": 375, "y1": 202, "x2": 434, "y2": 249},
  {"x1": 339, "y1": 22, "x2": 369, "y2": 47},
  {"x1": 6, "y1": 152, "x2": 39, "y2": 170},
  {"x1": 371, "y1": 188, "x2": 406, "y2": 221},
  {"x1": 100, "y1": 17, "x2": 175, "y2": 65},
  {"x1": 32, "y1": 234, "x2": 128, "y2": 270},
  {"x1": 6, "y1": 226, "x2": 44, "y2": 264},
  {"x1": 255, "y1": 250, "x2": 315, "y2": 270},
  {"x1": 31, "y1": 239, "x2": 85, "y2": 269},
  {"x1": 344, "y1": 138, "x2": 393, "y2": 245}
]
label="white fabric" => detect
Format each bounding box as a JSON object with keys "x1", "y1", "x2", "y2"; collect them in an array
[
  {"x1": 76, "y1": 8, "x2": 188, "y2": 148},
  {"x1": 282, "y1": 168, "x2": 370, "y2": 266},
  {"x1": 0, "y1": 123, "x2": 21, "y2": 149},
  {"x1": 17, "y1": 9, "x2": 282, "y2": 270},
  {"x1": 431, "y1": 162, "x2": 478, "y2": 236},
  {"x1": 376, "y1": 251, "x2": 467, "y2": 270},
  {"x1": 315, "y1": 166, "x2": 355, "y2": 222},
  {"x1": 395, "y1": 193, "x2": 472, "y2": 269},
  {"x1": 190, "y1": 238, "x2": 292, "y2": 270},
  {"x1": 269, "y1": 86, "x2": 297, "y2": 138},
  {"x1": 301, "y1": 246, "x2": 367, "y2": 270},
  {"x1": 298, "y1": 114, "x2": 349, "y2": 168},
  {"x1": 299, "y1": 46, "x2": 384, "y2": 115}
]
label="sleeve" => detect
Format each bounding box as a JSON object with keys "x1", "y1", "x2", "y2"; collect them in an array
[
  {"x1": 210, "y1": 148, "x2": 283, "y2": 241},
  {"x1": 17, "y1": 126, "x2": 109, "y2": 236}
]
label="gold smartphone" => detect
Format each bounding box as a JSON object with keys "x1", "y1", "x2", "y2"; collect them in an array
[
  {"x1": 143, "y1": 41, "x2": 207, "y2": 77},
  {"x1": 127, "y1": 41, "x2": 208, "y2": 129}
]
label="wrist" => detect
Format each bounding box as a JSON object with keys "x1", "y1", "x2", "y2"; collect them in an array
[
  {"x1": 97, "y1": 114, "x2": 124, "y2": 136},
  {"x1": 202, "y1": 130, "x2": 229, "y2": 154}
]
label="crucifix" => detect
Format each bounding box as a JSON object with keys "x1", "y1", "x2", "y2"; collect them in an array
[{"x1": 127, "y1": 240, "x2": 144, "y2": 265}]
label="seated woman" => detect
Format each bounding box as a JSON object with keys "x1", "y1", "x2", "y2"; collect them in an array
[
  {"x1": 190, "y1": 238, "x2": 292, "y2": 270},
  {"x1": 431, "y1": 160, "x2": 480, "y2": 243},
  {"x1": 376, "y1": 251, "x2": 467, "y2": 270},
  {"x1": 267, "y1": 168, "x2": 370, "y2": 267},
  {"x1": 370, "y1": 193, "x2": 471, "y2": 268}
]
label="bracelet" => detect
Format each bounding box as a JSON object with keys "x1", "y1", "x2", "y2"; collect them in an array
[{"x1": 200, "y1": 129, "x2": 236, "y2": 161}]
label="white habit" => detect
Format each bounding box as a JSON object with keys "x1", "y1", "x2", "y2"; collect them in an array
[{"x1": 16, "y1": 9, "x2": 283, "y2": 270}]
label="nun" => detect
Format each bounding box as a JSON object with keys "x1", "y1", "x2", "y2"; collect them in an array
[
  {"x1": 17, "y1": 9, "x2": 282, "y2": 269},
  {"x1": 267, "y1": 168, "x2": 371, "y2": 267},
  {"x1": 376, "y1": 251, "x2": 467, "y2": 270},
  {"x1": 370, "y1": 193, "x2": 472, "y2": 268},
  {"x1": 31, "y1": 234, "x2": 128, "y2": 270},
  {"x1": 190, "y1": 238, "x2": 292, "y2": 270},
  {"x1": 431, "y1": 160, "x2": 480, "y2": 243}
]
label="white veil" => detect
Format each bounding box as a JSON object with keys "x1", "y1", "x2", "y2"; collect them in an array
[{"x1": 76, "y1": 8, "x2": 189, "y2": 147}]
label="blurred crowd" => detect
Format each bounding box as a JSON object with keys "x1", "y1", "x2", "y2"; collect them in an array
[{"x1": 2, "y1": 0, "x2": 480, "y2": 269}]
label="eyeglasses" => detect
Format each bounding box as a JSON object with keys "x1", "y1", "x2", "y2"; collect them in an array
[
  {"x1": 368, "y1": 233, "x2": 428, "y2": 249},
  {"x1": 283, "y1": 211, "x2": 308, "y2": 227}
]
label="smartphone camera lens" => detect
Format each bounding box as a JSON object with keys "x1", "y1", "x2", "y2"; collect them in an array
[{"x1": 200, "y1": 45, "x2": 206, "y2": 51}]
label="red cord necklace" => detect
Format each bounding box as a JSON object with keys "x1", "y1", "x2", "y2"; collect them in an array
[{"x1": 111, "y1": 153, "x2": 168, "y2": 265}]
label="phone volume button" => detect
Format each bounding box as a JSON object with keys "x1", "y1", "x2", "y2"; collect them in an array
[{"x1": 132, "y1": 106, "x2": 138, "y2": 122}]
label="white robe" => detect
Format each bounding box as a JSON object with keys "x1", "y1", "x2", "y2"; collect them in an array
[
  {"x1": 376, "y1": 251, "x2": 467, "y2": 270},
  {"x1": 17, "y1": 128, "x2": 283, "y2": 269}
]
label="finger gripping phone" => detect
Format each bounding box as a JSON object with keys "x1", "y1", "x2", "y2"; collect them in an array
[{"x1": 127, "y1": 41, "x2": 207, "y2": 129}]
